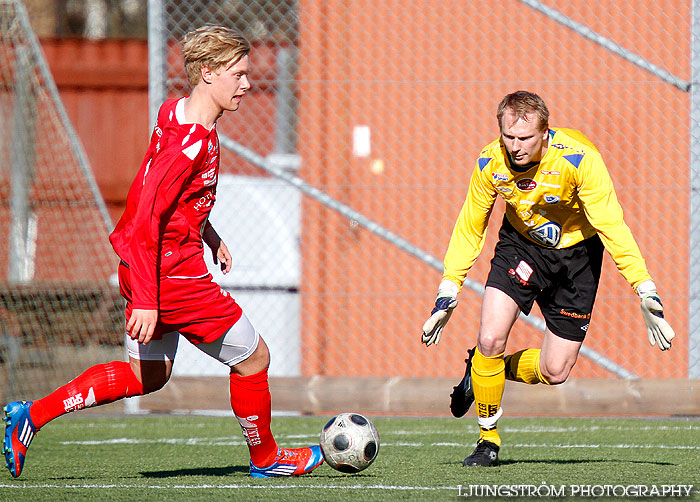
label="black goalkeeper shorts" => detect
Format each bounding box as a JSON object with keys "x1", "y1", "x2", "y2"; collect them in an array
[{"x1": 485, "y1": 217, "x2": 604, "y2": 342}]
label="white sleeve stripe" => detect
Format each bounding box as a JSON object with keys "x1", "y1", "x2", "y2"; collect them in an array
[{"x1": 182, "y1": 139, "x2": 203, "y2": 160}]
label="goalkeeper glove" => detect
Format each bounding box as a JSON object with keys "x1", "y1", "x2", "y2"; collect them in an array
[
  {"x1": 421, "y1": 280, "x2": 459, "y2": 347},
  {"x1": 636, "y1": 280, "x2": 675, "y2": 351}
]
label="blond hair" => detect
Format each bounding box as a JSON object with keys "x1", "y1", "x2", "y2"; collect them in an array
[
  {"x1": 182, "y1": 25, "x2": 251, "y2": 86},
  {"x1": 496, "y1": 91, "x2": 549, "y2": 132}
]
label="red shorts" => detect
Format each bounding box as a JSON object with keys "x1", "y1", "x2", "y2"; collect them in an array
[{"x1": 118, "y1": 262, "x2": 243, "y2": 344}]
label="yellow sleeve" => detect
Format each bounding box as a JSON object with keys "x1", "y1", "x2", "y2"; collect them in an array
[
  {"x1": 442, "y1": 162, "x2": 497, "y2": 289},
  {"x1": 576, "y1": 152, "x2": 652, "y2": 289}
]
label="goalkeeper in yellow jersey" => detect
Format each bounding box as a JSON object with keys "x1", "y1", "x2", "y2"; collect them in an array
[{"x1": 421, "y1": 90, "x2": 675, "y2": 467}]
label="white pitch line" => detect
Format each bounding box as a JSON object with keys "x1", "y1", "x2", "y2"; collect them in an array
[
  {"x1": 59, "y1": 438, "x2": 700, "y2": 450},
  {"x1": 389, "y1": 425, "x2": 700, "y2": 435},
  {"x1": 1, "y1": 483, "x2": 698, "y2": 498},
  {"x1": 511, "y1": 443, "x2": 700, "y2": 450},
  {"x1": 0, "y1": 483, "x2": 455, "y2": 491},
  {"x1": 283, "y1": 425, "x2": 700, "y2": 439},
  {"x1": 60, "y1": 438, "x2": 248, "y2": 446},
  {"x1": 57, "y1": 422, "x2": 700, "y2": 433},
  {"x1": 434, "y1": 442, "x2": 700, "y2": 450}
]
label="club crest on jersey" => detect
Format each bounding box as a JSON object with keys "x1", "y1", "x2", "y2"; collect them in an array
[
  {"x1": 516, "y1": 178, "x2": 537, "y2": 191},
  {"x1": 544, "y1": 194, "x2": 560, "y2": 204},
  {"x1": 492, "y1": 172, "x2": 509, "y2": 182},
  {"x1": 528, "y1": 222, "x2": 562, "y2": 247}
]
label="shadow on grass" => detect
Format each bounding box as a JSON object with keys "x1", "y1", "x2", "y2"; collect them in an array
[
  {"x1": 139, "y1": 466, "x2": 378, "y2": 479},
  {"x1": 498, "y1": 459, "x2": 675, "y2": 467},
  {"x1": 140, "y1": 465, "x2": 250, "y2": 478},
  {"x1": 311, "y1": 472, "x2": 379, "y2": 479},
  {"x1": 441, "y1": 459, "x2": 675, "y2": 467}
]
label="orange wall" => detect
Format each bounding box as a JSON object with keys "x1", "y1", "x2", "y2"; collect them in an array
[{"x1": 297, "y1": 0, "x2": 689, "y2": 378}]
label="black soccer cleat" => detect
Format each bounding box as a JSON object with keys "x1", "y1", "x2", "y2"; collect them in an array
[
  {"x1": 450, "y1": 347, "x2": 475, "y2": 417},
  {"x1": 462, "y1": 439, "x2": 499, "y2": 467}
]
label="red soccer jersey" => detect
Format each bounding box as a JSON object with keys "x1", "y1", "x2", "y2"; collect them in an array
[{"x1": 110, "y1": 98, "x2": 220, "y2": 310}]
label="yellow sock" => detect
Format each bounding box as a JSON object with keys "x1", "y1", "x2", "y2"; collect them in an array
[
  {"x1": 504, "y1": 349, "x2": 550, "y2": 384},
  {"x1": 471, "y1": 347, "x2": 505, "y2": 446}
]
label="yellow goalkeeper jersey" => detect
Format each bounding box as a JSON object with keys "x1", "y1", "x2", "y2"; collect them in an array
[{"x1": 443, "y1": 127, "x2": 651, "y2": 291}]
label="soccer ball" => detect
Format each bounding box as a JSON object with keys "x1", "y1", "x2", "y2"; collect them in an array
[{"x1": 319, "y1": 412, "x2": 380, "y2": 473}]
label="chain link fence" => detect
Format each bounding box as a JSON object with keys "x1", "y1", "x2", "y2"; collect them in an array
[
  {"x1": 156, "y1": 0, "x2": 691, "y2": 380},
  {"x1": 0, "y1": 0, "x2": 122, "y2": 403}
]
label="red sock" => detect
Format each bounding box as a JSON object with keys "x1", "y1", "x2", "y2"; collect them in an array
[
  {"x1": 230, "y1": 368, "x2": 278, "y2": 467},
  {"x1": 30, "y1": 361, "x2": 144, "y2": 429}
]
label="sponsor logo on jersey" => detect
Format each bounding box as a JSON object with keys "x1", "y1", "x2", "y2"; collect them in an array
[
  {"x1": 495, "y1": 186, "x2": 512, "y2": 192},
  {"x1": 559, "y1": 309, "x2": 591, "y2": 320},
  {"x1": 202, "y1": 166, "x2": 216, "y2": 179},
  {"x1": 527, "y1": 221, "x2": 562, "y2": 247},
  {"x1": 544, "y1": 194, "x2": 560, "y2": 204},
  {"x1": 540, "y1": 170, "x2": 560, "y2": 175},
  {"x1": 194, "y1": 192, "x2": 214, "y2": 211},
  {"x1": 515, "y1": 260, "x2": 533, "y2": 281},
  {"x1": 508, "y1": 260, "x2": 533, "y2": 286},
  {"x1": 202, "y1": 165, "x2": 217, "y2": 186},
  {"x1": 492, "y1": 172, "x2": 509, "y2": 182},
  {"x1": 154, "y1": 126, "x2": 163, "y2": 138},
  {"x1": 516, "y1": 178, "x2": 537, "y2": 191},
  {"x1": 540, "y1": 182, "x2": 560, "y2": 188}
]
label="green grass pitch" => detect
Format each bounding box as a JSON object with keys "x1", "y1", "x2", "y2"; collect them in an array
[{"x1": 1, "y1": 414, "x2": 698, "y2": 501}]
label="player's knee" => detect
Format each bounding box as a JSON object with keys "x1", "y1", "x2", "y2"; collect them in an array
[
  {"x1": 230, "y1": 336, "x2": 269, "y2": 376},
  {"x1": 539, "y1": 362, "x2": 572, "y2": 385},
  {"x1": 247, "y1": 337, "x2": 270, "y2": 370},
  {"x1": 477, "y1": 332, "x2": 507, "y2": 357}
]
